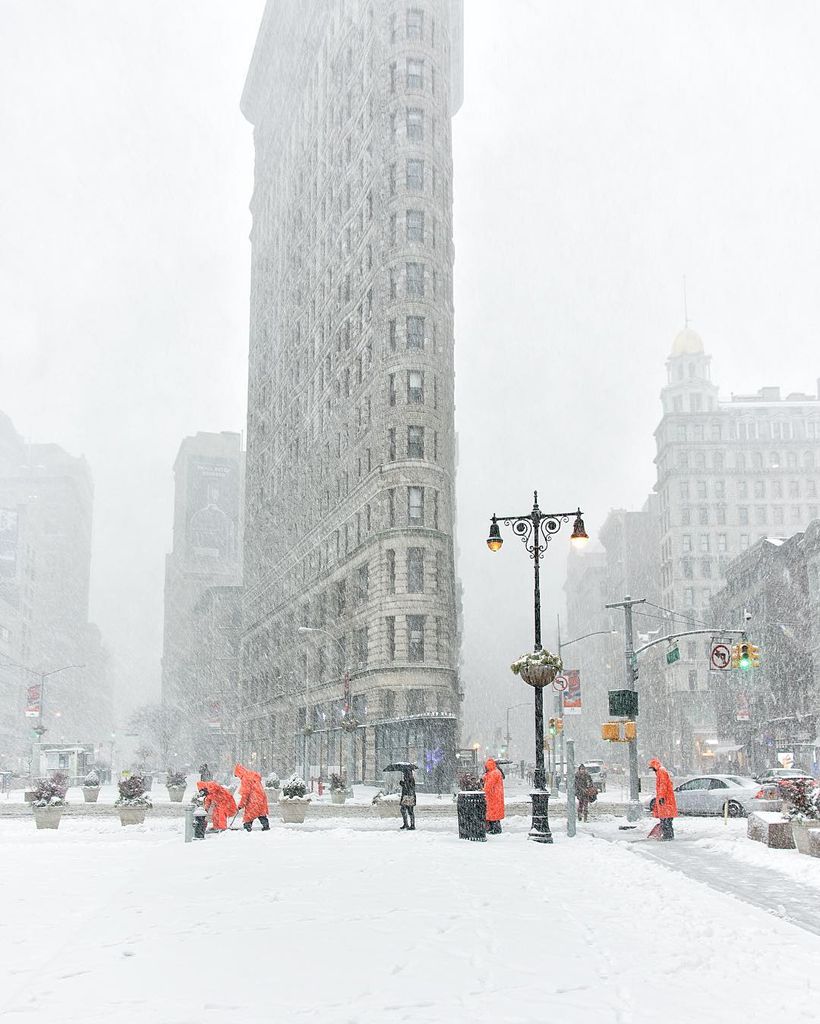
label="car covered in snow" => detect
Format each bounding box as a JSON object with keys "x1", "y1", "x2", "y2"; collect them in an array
[
  {"x1": 754, "y1": 767, "x2": 812, "y2": 784},
  {"x1": 647, "y1": 774, "x2": 782, "y2": 818},
  {"x1": 584, "y1": 760, "x2": 607, "y2": 793}
]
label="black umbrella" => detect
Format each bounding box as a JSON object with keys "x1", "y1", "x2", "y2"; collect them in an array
[{"x1": 383, "y1": 762, "x2": 418, "y2": 772}]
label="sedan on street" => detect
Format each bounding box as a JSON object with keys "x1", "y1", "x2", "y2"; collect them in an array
[{"x1": 647, "y1": 774, "x2": 780, "y2": 817}]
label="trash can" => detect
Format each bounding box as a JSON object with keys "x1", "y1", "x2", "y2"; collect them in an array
[{"x1": 457, "y1": 791, "x2": 487, "y2": 841}]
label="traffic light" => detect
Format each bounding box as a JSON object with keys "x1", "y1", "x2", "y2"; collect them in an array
[
  {"x1": 749, "y1": 644, "x2": 761, "y2": 668},
  {"x1": 555, "y1": 718, "x2": 564, "y2": 734},
  {"x1": 730, "y1": 644, "x2": 740, "y2": 669},
  {"x1": 739, "y1": 642, "x2": 751, "y2": 671},
  {"x1": 602, "y1": 722, "x2": 620, "y2": 741},
  {"x1": 548, "y1": 718, "x2": 557, "y2": 737},
  {"x1": 624, "y1": 721, "x2": 637, "y2": 742}
]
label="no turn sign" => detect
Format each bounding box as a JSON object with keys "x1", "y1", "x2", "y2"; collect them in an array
[
  {"x1": 553, "y1": 675, "x2": 569, "y2": 692},
  {"x1": 710, "y1": 643, "x2": 731, "y2": 671}
]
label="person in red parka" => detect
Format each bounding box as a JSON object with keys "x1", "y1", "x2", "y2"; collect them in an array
[
  {"x1": 649, "y1": 757, "x2": 678, "y2": 840},
  {"x1": 197, "y1": 780, "x2": 237, "y2": 832},
  {"x1": 483, "y1": 758, "x2": 505, "y2": 834},
  {"x1": 234, "y1": 763, "x2": 270, "y2": 831}
]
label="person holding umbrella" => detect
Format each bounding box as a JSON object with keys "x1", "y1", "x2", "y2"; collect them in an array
[{"x1": 399, "y1": 766, "x2": 416, "y2": 830}]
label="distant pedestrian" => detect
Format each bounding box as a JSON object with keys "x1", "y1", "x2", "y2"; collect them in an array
[
  {"x1": 197, "y1": 780, "x2": 237, "y2": 832},
  {"x1": 199, "y1": 762, "x2": 211, "y2": 782},
  {"x1": 483, "y1": 758, "x2": 505, "y2": 834},
  {"x1": 399, "y1": 768, "x2": 416, "y2": 830},
  {"x1": 649, "y1": 758, "x2": 677, "y2": 840},
  {"x1": 234, "y1": 763, "x2": 270, "y2": 831},
  {"x1": 575, "y1": 764, "x2": 594, "y2": 823}
]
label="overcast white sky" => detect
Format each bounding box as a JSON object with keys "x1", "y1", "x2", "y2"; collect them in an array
[{"x1": 2, "y1": 2, "x2": 819, "y2": 741}]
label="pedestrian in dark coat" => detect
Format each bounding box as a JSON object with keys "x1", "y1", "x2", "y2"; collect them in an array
[
  {"x1": 399, "y1": 769, "x2": 416, "y2": 830},
  {"x1": 199, "y1": 762, "x2": 211, "y2": 782},
  {"x1": 483, "y1": 758, "x2": 505, "y2": 834},
  {"x1": 575, "y1": 764, "x2": 594, "y2": 822}
]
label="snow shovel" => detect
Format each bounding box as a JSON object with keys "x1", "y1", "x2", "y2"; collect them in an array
[
  {"x1": 646, "y1": 822, "x2": 662, "y2": 840},
  {"x1": 227, "y1": 809, "x2": 244, "y2": 831}
]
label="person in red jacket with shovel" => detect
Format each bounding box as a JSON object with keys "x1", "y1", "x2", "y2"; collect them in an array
[
  {"x1": 649, "y1": 758, "x2": 678, "y2": 840},
  {"x1": 197, "y1": 780, "x2": 237, "y2": 832},
  {"x1": 483, "y1": 758, "x2": 506, "y2": 834},
  {"x1": 234, "y1": 763, "x2": 270, "y2": 831}
]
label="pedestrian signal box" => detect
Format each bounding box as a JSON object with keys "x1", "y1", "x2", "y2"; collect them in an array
[
  {"x1": 624, "y1": 721, "x2": 637, "y2": 741},
  {"x1": 608, "y1": 689, "x2": 639, "y2": 718},
  {"x1": 555, "y1": 718, "x2": 564, "y2": 734}
]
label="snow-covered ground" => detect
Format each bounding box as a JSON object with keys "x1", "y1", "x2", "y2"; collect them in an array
[{"x1": 1, "y1": 815, "x2": 818, "y2": 1023}]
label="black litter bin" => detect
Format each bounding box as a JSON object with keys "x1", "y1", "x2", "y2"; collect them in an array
[
  {"x1": 457, "y1": 791, "x2": 487, "y2": 841},
  {"x1": 193, "y1": 809, "x2": 208, "y2": 839}
]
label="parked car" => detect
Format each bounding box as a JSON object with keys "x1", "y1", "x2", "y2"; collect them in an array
[
  {"x1": 647, "y1": 774, "x2": 781, "y2": 818},
  {"x1": 584, "y1": 760, "x2": 607, "y2": 793},
  {"x1": 755, "y1": 767, "x2": 812, "y2": 784}
]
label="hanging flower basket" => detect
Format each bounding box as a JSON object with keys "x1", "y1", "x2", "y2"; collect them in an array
[{"x1": 511, "y1": 649, "x2": 562, "y2": 688}]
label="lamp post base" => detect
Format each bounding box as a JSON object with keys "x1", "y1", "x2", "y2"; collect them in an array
[{"x1": 528, "y1": 789, "x2": 553, "y2": 843}]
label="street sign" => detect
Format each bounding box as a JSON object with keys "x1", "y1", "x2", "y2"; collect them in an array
[
  {"x1": 666, "y1": 645, "x2": 680, "y2": 665},
  {"x1": 553, "y1": 675, "x2": 569, "y2": 692},
  {"x1": 710, "y1": 642, "x2": 731, "y2": 671}
]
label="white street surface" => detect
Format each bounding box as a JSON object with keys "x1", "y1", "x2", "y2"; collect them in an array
[{"x1": 1, "y1": 816, "x2": 819, "y2": 1023}]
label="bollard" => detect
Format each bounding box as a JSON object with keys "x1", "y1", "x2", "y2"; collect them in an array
[{"x1": 184, "y1": 804, "x2": 194, "y2": 843}]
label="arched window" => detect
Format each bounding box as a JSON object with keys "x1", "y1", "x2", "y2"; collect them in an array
[
  {"x1": 736, "y1": 453, "x2": 746, "y2": 471},
  {"x1": 713, "y1": 452, "x2": 724, "y2": 471},
  {"x1": 769, "y1": 452, "x2": 780, "y2": 468}
]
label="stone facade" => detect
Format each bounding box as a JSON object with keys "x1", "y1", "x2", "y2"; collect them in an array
[
  {"x1": 239, "y1": 1, "x2": 463, "y2": 785},
  {"x1": 655, "y1": 328, "x2": 820, "y2": 764}
]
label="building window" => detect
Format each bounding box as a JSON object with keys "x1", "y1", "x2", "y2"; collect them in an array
[
  {"x1": 386, "y1": 549, "x2": 396, "y2": 592},
  {"x1": 357, "y1": 564, "x2": 369, "y2": 604},
  {"x1": 407, "y1": 615, "x2": 425, "y2": 661},
  {"x1": 699, "y1": 535, "x2": 710, "y2": 553},
  {"x1": 406, "y1": 106, "x2": 423, "y2": 141},
  {"x1": 406, "y1": 8, "x2": 424, "y2": 39},
  {"x1": 773, "y1": 507, "x2": 784, "y2": 526},
  {"x1": 682, "y1": 535, "x2": 692, "y2": 554},
  {"x1": 714, "y1": 480, "x2": 725, "y2": 499},
  {"x1": 406, "y1": 158, "x2": 424, "y2": 190},
  {"x1": 389, "y1": 212, "x2": 397, "y2": 246},
  {"x1": 407, "y1": 547, "x2": 424, "y2": 592},
  {"x1": 388, "y1": 318, "x2": 397, "y2": 352},
  {"x1": 407, "y1": 425, "x2": 425, "y2": 459},
  {"x1": 408, "y1": 486, "x2": 424, "y2": 524},
  {"x1": 717, "y1": 534, "x2": 727, "y2": 552},
  {"x1": 355, "y1": 626, "x2": 368, "y2": 668},
  {"x1": 386, "y1": 617, "x2": 395, "y2": 661},
  {"x1": 791, "y1": 505, "x2": 802, "y2": 523},
  {"x1": 738, "y1": 481, "x2": 748, "y2": 499},
  {"x1": 388, "y1": 373, "x2": 396, "y2": 406},
  {"x1": 389, "y1": 162, "x2": 396, "y2": 195},
  {"x1": 433, "y1": 491, "x2": 439, "y2": 529},
  {"x1": 388, "y1": 428, "x2": 396, "y2": 462},
  {"x1": 755, "y1": 506, "x2": 767, "y2": 525},
  {"x1": 696, "y1": 481, "x2": 707, "y2": 500},
  {"x1": 789, "y1": 480, "x2": 800, "y2": 498},
  {"x1": 406, "y1": 209, "x2": 424, "y2": 242},
  {"x1": 388, "y1": 488, "x2": 396, "y2": 527},
  {"x1": 738, "y1": 506, "x2": 749, "y2": 526},
  {"x1": 406, "y1": 315, "x2": 425, "y2": 350},
  {"x1": 407, "y1": 370, "x2": 424, "y2": 403},
  {"x1": 754, "y1": 480, "x2": 766, "y2": 499},
  {"x1": 335, "y1": 580, "x2": 346, "y2": 617},
  {"x1": 406, "y1": 262, "x2": 425, "y2": 297},
  {"x1": 406, "y1": 58, "x2": 424, "y2": 89},
  {"x1": 698, "y1": 507, "x2": 708, "y2": 525}
]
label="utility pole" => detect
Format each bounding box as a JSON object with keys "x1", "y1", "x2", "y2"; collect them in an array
[{"x1": 605, "y1": 595, "x2": 645, "y2": 822}]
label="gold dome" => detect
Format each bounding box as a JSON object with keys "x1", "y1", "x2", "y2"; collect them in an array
[{"x1": 671, "y1": 327, "x2": 704, "y2": 356}]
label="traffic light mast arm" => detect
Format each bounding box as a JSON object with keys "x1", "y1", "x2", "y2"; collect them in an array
[{"x1": 632, "y1": 627, "x2": 748, "y2": 658}]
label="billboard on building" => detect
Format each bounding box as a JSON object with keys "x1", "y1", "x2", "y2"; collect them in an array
[
  {"x1": 185, "y1": 458, "x2": 239, "y2": 562},
  {"x1": 0, "y1": 508, "x2": 18, "y2": 578}
]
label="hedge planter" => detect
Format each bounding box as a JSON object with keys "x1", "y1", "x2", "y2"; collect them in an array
[
  {"x1": 265, "y1": 787, "x2": 280, "y2": 804},
  {"x1": 791, "y1": 820, "x2": 820, "y2": 855},
  {"x1": 279, "y1": 797, "x2": 311, "y2": 824},
  {"x1": 82, "y1": 786, "x2": 100, "y2": 803},
  {"x1": 166, "y1": 785, "x2": 186, "y2": 803},
  {"x1": 117, "y1": 806, "x2": 148, "y2": 827},
  {"x1": 330, "y1": 790, "x2": 347, "y2": 806},
  {"x1": 33, "y1": 805, "x2": 64, "y2": 830}
]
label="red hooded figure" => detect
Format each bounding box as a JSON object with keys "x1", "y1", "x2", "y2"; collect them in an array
[
  {"x1": 483, "y1": 758, "x2": 505, "y2": 833},
  {"x1": 234, "y1": 764, "x2": 269, "y2": 828},
  {"x1": 649, "y1": 758, "x2": 678, "y2": 820},
  {"x1": 198, "y1": 780, "x2": 237, "y2": 831}
]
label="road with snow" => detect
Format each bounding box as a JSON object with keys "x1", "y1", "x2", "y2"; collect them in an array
[{"x1": 0, "y1": 814, "x2": 818, "y2": 1023}]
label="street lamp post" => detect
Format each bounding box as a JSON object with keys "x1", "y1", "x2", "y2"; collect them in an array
[
  {"x1": 297, "y1": 626, "x2": 355, "y2": 794},
  {"x1": 487, "y1": 491, "x2": 588, "y2": 843}
]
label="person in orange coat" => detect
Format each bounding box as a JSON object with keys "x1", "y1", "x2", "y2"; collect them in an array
[
  {"x1": 234, "y1": 763, "x2": 270, "y2": 831},
  {"x1": 649, "y1": 757, "x2": 678, "y2": 840},
  {"x1": 197, "y1": 780, "x2": 237, "y2": 832},
  {"x1": 483, "y1": 758, "x2": 505, "y2": 834}
]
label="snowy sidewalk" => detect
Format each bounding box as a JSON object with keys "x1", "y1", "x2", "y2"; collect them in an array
[{"x1": 0, "y1": 818, "x2": 818, "y2": 1023}]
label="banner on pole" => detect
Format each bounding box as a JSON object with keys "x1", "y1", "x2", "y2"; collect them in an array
[
  {"x1": 25, "y1": 684, "x2": 41, "y2": 718},
  {"x1": 562, "y1": 669, "x2": 582, "y2": 715},
  {"x1": 735, "y1": 692, "x2": 750, "y2": 722}
]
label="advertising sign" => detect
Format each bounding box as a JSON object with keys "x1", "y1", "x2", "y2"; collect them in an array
[
  {"x1": 205, "y1": 701, "x2": 221, "y2": 729},
  {"x1": 562, "y1": 669, "x2": 582, "y2": 715},
  {"x1": 777, "y1": 751, "x2": 795, "y2": 769},
  {"x1": 186, "y1": 457, "x2": 240, "y2": 562},
  {"x1": 25, "y1": 683, "x2": 41, "y2": 718},
  {"x1": 0, "y1": 508, "x2": 18, "y2": 578}
]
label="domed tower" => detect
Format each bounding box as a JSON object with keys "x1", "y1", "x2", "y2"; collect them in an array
[{"x1": 661, "y1": 328, "x2": 718, "y2": 416}]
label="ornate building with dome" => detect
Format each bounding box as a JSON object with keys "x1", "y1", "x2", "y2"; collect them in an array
[{"x1": 653, "y1": 328, "x2": 820, "y2": 768}]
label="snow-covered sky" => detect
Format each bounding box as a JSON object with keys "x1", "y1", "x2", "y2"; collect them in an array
[{"x1": 1, "y1": 1, "x2": 819, "y2": 736}]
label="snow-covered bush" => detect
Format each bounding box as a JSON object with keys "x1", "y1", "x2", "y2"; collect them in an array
[
  {"x1": 83, "y1": 769, "x2": 101, "y2": 788},
  {"x1": 116, "y1": 772, "x2": 152, "y2": 808},
  {"x1": 510, "y1": 649, "x2": 562, "y2": 676},
  {"x1": 783, "y1": 779, "x2": 820, "y2": 822},
  {"x1": 166, "y1": 769, "x2": 186, "y2": 788},
  {"x1": 32, "y1": 776, "x2": 67, "y2": 807},
  {"x1": 329, "y1": 772, "x2": 345, "y2": 792},
  {"x1": 281, "y1": 774, "x2": 308, "y2": 799},
  {"x1": 264, "y1": 772, "x2": 280, "y2": 789},
  {"x1": 372, "y1": 789, "x2": 398, "y2": 804},
  {"x1": 458, "y1": 772, "x2": 483, "y2": 792}
]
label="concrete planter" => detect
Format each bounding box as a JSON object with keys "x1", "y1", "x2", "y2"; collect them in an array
[
  {"x1": 330, "y1": 790, "x2": 347, "y2": 805},
  {"x1": 373, "y1": 799, "x2": 400, "y2": 819},
  {"x1": 24, "y1": 790, "x2": 36, "y2": 804},
  {"x1": 791, "y1": 819, "x2": 820, "y2": 855},
  {"x1": 265, "y1": 787, "x2": 280, "y2": 804},
  {"x1": 117, "y1": 806, "x2": 148, "y2": 827},
  {"x1": 33, "y1": 805, "x2": 64, "y2": 830},
  {"x1": 166, "y1": 785, "x2": 186, "y2": 803},
  {"x1": 279, "y1": 797, "x2": 311, "y2": 823},
  {"x1": 82, "y1": 786, "x2": 100, "y2": 803}
]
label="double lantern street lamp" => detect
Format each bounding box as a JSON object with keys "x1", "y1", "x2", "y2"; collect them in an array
[{"x1": 486, "y1": 492, "x2": 588, "y2": 844}]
